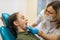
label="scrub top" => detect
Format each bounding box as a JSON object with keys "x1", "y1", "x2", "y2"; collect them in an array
[{"x1": 35, "y1": 9, "x2": 60, "y2": 40}]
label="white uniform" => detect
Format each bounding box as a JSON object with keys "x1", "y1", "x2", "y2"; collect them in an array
[{"x1": 35, "y1": 9, "x2": 60, "y2": 40}]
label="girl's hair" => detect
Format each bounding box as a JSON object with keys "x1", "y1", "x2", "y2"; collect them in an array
[
  {"x1": 8, "y1": 12, "x2": 19, "y2": 38},
  {"x1": 44, "y1": 1, "x2": 60, "y2": 28}
]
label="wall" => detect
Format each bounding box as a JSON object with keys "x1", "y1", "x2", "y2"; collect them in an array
[
  {"x1": 26, "y1": 0, "x2": 37, "y2": 25},
  {"x1": 0, "y1": 0, "x2": 27, "y2": 17}
]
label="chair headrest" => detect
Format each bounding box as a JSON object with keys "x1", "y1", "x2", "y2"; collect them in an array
[
  {"x1": 0, "y1": 26, "x2": 16, "y2": 40},
  {"x1": 2, "y1": 13, "x2": 10, "y2": 26}
]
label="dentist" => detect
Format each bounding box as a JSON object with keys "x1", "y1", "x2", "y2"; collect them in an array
[{"x1": 27, "y1": 1, "x2": 60, "y2": 40}]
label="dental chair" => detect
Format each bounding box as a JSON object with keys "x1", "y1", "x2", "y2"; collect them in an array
[{"x1": 0, "y1": 13, "x2": 16, "y2": 40}]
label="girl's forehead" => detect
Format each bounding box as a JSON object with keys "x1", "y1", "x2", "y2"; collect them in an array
[{"x1": 17, "y1": 13, "x2": 24, "y2": 17}]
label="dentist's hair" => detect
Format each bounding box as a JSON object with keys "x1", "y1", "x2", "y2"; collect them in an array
[{"x1": 44, "y1": 1, "x2": 60, "y2": 28}]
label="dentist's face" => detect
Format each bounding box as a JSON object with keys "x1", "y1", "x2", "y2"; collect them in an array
[{"x1": 46, "y1": 6, "x2": 56, "y2": 19}]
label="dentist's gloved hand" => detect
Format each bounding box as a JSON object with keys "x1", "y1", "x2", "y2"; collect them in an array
[{"x1": 26, "y1": 25, "x2": 39, "y2": 34}]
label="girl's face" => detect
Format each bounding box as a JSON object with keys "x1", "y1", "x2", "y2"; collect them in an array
[
  {"x1": 46, "y1": 6, "x2": 56, "y2": 19},
  {"x1": 14, "y1": 13, "x2": 28, "y2": 30}
]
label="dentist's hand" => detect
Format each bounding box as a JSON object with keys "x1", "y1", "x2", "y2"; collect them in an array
[{"x1": 26, "y1": 25, "x2": 39, "y2": 34}]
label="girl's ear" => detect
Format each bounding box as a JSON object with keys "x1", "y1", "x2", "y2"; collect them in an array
[{"x1": 13, "y1": 21, "x2": 18, "y2": 26}]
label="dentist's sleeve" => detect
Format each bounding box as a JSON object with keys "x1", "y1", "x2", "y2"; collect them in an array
[{"x1": 35, "y1": 9, "x2": 44, "y2": 25}]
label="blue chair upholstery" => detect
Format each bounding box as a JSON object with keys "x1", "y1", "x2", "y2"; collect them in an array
[
  {"x1": 0, "y1": 13, "x2": 16, "y2": 40},
  {"x1": 0, "y1": 26, "x2": 16, "y2": 40},
  {"x1": 2, "y1": 13, "x2": 10, "y2": 26}
]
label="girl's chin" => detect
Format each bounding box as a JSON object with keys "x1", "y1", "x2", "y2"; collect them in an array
[
  {"x1": 22, "y1": 25, "x2": 27, "y2": 30},
  {"x1": 22, "y1": 27, "x2": 27, "y2": 30}
]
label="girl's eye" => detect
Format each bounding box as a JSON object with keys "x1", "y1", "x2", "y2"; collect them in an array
[
  {"x1": 22, "y1": 16, "x2": 25, "y2": 19},
  {"x1": 22, "y1": 17, "x2": 25, "y2": 19}
]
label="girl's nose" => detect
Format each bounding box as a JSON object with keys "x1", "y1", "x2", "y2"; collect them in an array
[{"x1": 26, "y1": 18, "x2": 28, "y2": 21}]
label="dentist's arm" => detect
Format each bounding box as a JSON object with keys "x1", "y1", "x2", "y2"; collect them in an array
[
  {"x1": 31, "y1": 9, "x2": 44, "y2": 27},
  {"x1": 38, "y1": 31, "x2": 60, "y2": 40},
  {"x1": 26, "y1": 26, "x2": 60, "y2": 40}
]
